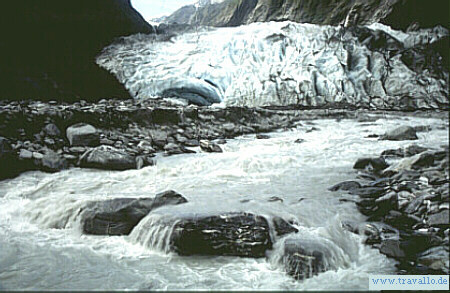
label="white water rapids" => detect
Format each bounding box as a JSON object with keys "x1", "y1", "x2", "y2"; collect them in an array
[{"x1": 0, "y1": 114, "x2": 448, "y2": 290}]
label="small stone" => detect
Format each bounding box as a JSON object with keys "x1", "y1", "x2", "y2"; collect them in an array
[
  {"x1": 256, "y1": 134, "x2": 270, "y2": 139},
  {"x1": 32, "y1": 152, "x2": 44, "y2": 160},
  {"x1": 69, "y1": 146, "x2": 86, "y2": 153},
  {"x1": 19, "y1": 149, "x2": 33, "y2": 159}
]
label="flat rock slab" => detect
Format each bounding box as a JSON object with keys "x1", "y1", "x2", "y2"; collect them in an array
[
  {"x1": 169, "y1": 213, "x2": 297, "y2": 258},
  {"x1": 80, "y1": 145, "x2": 136, "y2": 170},
  {"x1": 82, "y1": 190, "x2": 188, "y2": 235},
  {"x1": 380, "y1": 126, "x2": 418, "y2": 141},
  {"x1": 66, "y1": 123, "x2": 99, "y2": 147}
]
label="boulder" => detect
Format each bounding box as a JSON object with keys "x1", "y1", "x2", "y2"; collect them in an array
[
  {"x1": 199, "y1": 140, "x2": 223, "y2": 153},
  {"x1": 66, "y1": 123, "x2": 99, "y2": 147},
  {"x1": 79, "y1": 145, "x2": 136, "y2": 170},
  {"x1": 82, "y1": 190, "x2": 188, "y2": 235},
  {"x1": 43, "y1": 123, "x2": 61, "y2": 137},
  {"x1": 417, "y1": 246, "x2": 449, "y2": 273},
  {"x1": 380, "y1": 126, "x2": 418, "y2": 141},
  {"x1": 169, "y1": 213, "x2": 296, "y2": 257},
  {"x1": 282, "y1": 238, "x2": 332, "y2": 280},
  {"x1": 353, "y1": 157, "x2": 388, "y2": 173}
]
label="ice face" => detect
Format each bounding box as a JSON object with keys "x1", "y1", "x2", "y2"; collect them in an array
[{"x1": 97, "y1": 21, "x2": 448, "y2": 108}]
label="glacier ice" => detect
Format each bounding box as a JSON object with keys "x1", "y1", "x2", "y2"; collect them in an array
[{"x1": 97, "y1": 21, "x2": 448, "y2": 109}]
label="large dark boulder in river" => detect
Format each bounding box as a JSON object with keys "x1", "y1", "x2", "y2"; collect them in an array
[
  {"x1": 82, "y1": 190, "x2": 188, "y2": 235},
  {"x1": 169, "y1": 213, "x2": 297, "y2": 257},
  {"x1": 0, "y1": 0, "x2": 152, "y2": 102}
]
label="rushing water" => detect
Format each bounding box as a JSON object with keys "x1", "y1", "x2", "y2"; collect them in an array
[{"x1": 0, "y1": 114, "x2": 448, "y2": 290}]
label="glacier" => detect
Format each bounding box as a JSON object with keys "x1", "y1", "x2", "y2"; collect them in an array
[{"x1": 97, "y1": 21, "x2": 448, "y2": 109}]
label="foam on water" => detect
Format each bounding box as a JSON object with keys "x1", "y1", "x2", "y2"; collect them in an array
[{"x1": 0, "y1": 114, "x2": 448, "y2": 289}]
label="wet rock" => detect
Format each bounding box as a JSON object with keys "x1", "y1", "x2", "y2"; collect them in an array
[
  {"x1": 268, "y1": 196, "x2": 283, "y2": 202},
  {"x1": 272, "y1": 217, "x2": 298, "y2": 237},
  {"x1": 66, "y1": 123, "x2": 99, "y2": 147},
  {"x1": 164, "y1": 143, "x2": 196, "y2": 155},
  {"x1": 294, "y1": 138, "x2": 305, "y2": 144},
  {"x1": 136, "y1": 155, "x2": 155, "y2": 169},
  {"x1": 256, "y1": 134, "x2": 270, "y2": 139},
  {"x1": 353, "y1": 157, "x2": 388, "y2": 173},
  {"x1": 79, "y1": 145, "x2": 136, "y2": 171},
  {"x1": 199, "y1": 140, "x2": 223, "y2": 153},
  {"x1": 328, "y1": 180, "x2": 362, "y2": 192},
  {"x1": 349, "y1": 187, "x2": 385, "y2": 198},
  {"x1": 82, "y1": 190, "x2": 188, "y2": 236},
  {"x1": 282, "y1": 238, "x2": 331, "y2": 280},
  {"x1": 380, "y1": 126, "x2": 418, "y2": 141},
  {"x1": 170, "y1": 212, "x2": 272, "y2": 257},
  {"x1": 361, "y1": 222, "x2": 399, "y2": 245},
  {"x1": 366, "y1": 134, "x2": 380, "y2": 138}
]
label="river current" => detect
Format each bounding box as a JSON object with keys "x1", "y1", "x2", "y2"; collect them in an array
[{"x1": 0, "y1": 114, "x2": 448, "y2": 290}]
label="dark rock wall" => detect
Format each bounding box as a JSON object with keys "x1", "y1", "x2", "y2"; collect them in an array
[
  {"x1": 382, "y1": 0, "x2": 449, "y2": 30},
  {"x1": 0, "y1": 0, "x2": 153, "y2": 102},
  {"x1": 161, "y1": 0, "x2": 398, "y2": 27}
]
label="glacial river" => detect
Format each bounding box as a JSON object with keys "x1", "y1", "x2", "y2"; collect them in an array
[{"x1": 0, "y1": 114, "x2": 448, "y2": 290}]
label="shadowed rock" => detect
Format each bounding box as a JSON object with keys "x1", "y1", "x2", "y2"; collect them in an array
[
  {"x1": 82, "y1": 190, "x2": 188, "y2": 235},
  {"x1": 380, "y1": 126, "x2": 418, "y2": 141},
  {"x1": 353, "y1": 157, "x2": 388, "y2": 173}
]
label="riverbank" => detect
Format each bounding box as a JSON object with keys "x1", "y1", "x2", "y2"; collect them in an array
[
  {"x1": 0, "y1": 109, "x2": 448, "y2": 289},
  {"x1": 3, "y1": 98, "x2": 446, "y2": 180}
]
